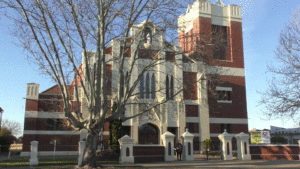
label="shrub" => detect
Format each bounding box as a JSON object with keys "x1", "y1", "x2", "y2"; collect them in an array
[
  {"x1": 271, "y1": 136, "x2": 288, "y2": 144},
  {"x1": 96, "y1": 149, "x2": 119, "y2": 161},
  {"x1": 0, "y1": 134, "x2": 17, "y2": 152}
]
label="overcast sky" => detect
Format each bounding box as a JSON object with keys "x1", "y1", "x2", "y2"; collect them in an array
[{"x1": 0, "y1": 0, "x2": 299, "y2": 136}]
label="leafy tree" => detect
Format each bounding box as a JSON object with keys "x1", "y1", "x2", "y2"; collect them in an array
[
  {"x1": 260, "y1": 7, "x2": 300, "y2": 124},
  {"x1": 203, "y1": 138, "x2": 213, "y2": 160},
  {"x1": 0, "y1": 127, "x2": 17, "y2": 152},
  {"x1": 1, "y1": 119, "x2": 22, "y2": 137},
  {"x1": 0, "y1": 127, "x2": 12, "y2": 137}
]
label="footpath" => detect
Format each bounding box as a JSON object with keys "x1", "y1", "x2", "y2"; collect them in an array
[{"x1": 1, "y1": 153, "x2": 300, "y2": 169}]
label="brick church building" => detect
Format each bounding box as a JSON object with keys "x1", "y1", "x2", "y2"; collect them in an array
[{"x1": 21, "y1": 0, "x2": 248, "y2": 156}]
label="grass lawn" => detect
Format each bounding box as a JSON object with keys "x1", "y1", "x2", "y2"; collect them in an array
[{"x1": 0, "y1": 157, "x2": 118, "y2": 168}]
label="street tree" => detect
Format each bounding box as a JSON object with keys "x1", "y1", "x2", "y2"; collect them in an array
[
  {"x1": 0, "y1": 0, "x2": 227, "y2": 167},
  {"x1": 260, "y1": 7, "x2": 300, "y2": 125}
]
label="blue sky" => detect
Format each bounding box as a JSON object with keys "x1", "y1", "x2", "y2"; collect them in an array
[{"x1": 0, "y1": 0, "x2": 299, "y2": 136}]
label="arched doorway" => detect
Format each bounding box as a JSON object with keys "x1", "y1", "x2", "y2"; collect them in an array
[{"x1": 138, "y1": 123, "x2": 159, "y2": 144}]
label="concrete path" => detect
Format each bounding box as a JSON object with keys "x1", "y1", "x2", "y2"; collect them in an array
[
  {"x1": 2, "y1": 153, "x2": 300, "y2": 169},
  {"x1": 3, "y1": 160, "x2": 300, "y2": 169}
]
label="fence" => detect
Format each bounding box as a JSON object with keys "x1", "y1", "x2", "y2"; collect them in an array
[
  {"x1": 21, "y1": 144, "x2": 79, "y2": 157},
  {"x1": 133, "y1": 145, "x2": 165, "y2": 163},
  {"x1": 249, "y1": 144, "x2": 300, "y2": 160}
]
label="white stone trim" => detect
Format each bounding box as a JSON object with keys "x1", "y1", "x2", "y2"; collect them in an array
[
  {"x1": 216, "y1": 87, "x2": 232, "y2": 91},
  {"x1": 207, "y1": 66, "x2": 245, "y2": 77},
  {"x1": 24, "y1": 130, "x2": 80, "y2": 135},
  {"x1": 217, "y1": 100, "x2": 232, "y2": 104},
  {"x1": 183, "y1": 64, "x2": 245, "y2": 77},
  {"x1": 21, "y1": 151, "x2": 78, "y2": 157},
  {"x1": 23, "y1": 130, "x2": 110, "y2": 135},
  {"x1": 25, "y1": 111, "x2": 66, "y2": 119},
  {"x1": 210, "y1": 133, "x2": 238, "y2": 137},
  {"x1": 184, "y1": 100, "x2": 198, "y2": 105},
  {"x1": 186, "y1": 117, "x2": 199, "y2": 123},
  {"x1": 209, "y1": 118, "x2": 248, "y2": 124}
]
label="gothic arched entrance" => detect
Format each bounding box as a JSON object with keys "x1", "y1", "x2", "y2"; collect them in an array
[{"x1": 138, "y1": 123, "x2": 159, "y2": 144}]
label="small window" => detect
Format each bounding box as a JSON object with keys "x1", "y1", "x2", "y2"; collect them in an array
[
  {"x1": 216, "y1": 87, "x2": 232, "y2": 103},
  {"x1": 218, "y1": 91, "x2": 231, "y2": 101}
]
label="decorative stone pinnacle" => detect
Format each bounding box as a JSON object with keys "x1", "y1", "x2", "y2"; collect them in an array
[
  {"x1": 186, "y1": 128, "x2": 189, "y2": 132},
  {"x1": 224, "y1": 129, "x2": 227, "y2": 132}
]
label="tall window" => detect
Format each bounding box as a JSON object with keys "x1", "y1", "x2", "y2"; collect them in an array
[
  {"x1": 166, "y1": 75, "x2": 169, "y2": 99},
  {"x1": 140, "y1": 74, "x2": 144, "y2": 99},
  {"x1": 140, "y1": 72, "x2": 156, "y2": 99},
  {"x1": 120, "y1": 73, "x2": 124, "y2": 98},
  {"x1": 146, "y1": 73, "x2": 150, "y2": 99},
  {"x1": 151, "y1": 74, "x2": 156, "y2": 99},
  {"x1": 170, "y1": 76, "x2": 174, "y2": 100},
  {"x1": 212, "y1": 25, "x2": 228, "y2": 60},
  {"x1": 166, "y1": 75, "x2": 174, "y2": 100}
]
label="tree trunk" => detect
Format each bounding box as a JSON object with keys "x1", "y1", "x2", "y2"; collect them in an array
[{"x1": 80, "y1": 132, "x2": 99, "y2": 168}]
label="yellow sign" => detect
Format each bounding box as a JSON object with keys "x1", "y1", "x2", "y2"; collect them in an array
[{"x1": 251, "y1": 132, "x2": 261, "y2": 144}]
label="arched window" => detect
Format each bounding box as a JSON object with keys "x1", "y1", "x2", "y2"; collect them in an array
[
  {"x1": 120, "y1": 73, "x2": 124, "y2": 98},
  {"x1": 31, "y1": 87, "x2": 33, "y2": 95},
  {"x1": 170, "y1": 76, "x2": 174, "y2": 100},
  {"x1": 166, "y1": 75, "x2": 169, "y2": 99},
  {"x1": 47, "y1": 119, "x2": 55, "y2": 130},
  {"x1": 27, "y1": 86, "x2": 30, "y2": 95},
  {"x1": 144, "y1": 28, "x2": 152, "y2": 43},
  {"x1": 140, "y1": 74, "x2": 144, "y2": 99},
  {"x1": 146, "y1": 73, "x2": 150, "y2": 99},
  {"x1": 244, "y1": 142, "x2": 247, "y2": 154},
  {"x1": 151, "y1": 74, "x2": 156, "y2": 99}
]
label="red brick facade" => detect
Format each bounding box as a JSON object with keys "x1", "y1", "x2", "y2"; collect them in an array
[
  {"x1": 185, "y1": 105, "x2": 198, "y2": 117},
  {"x1": 183, "y1": 72, "x2": 197, "y2": 100},
  {"x1": 181, "y1": 13, "x2": 248, "y2": 151}
]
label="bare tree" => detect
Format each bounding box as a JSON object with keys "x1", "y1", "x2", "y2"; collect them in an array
[
  {"x1": 0, "y1": 0, "x2": 228, "y2": 167},
  {"x1": 260, "y1": 7, "x2": 300, "y2": 125},
  {"x1": 1, "y1": 119, "x2": 22, "y2": 137}
]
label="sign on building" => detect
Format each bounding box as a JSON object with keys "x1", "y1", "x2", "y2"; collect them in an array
[{"x1": 251, "y1": 131, "x2": 270, "y2": 144}]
